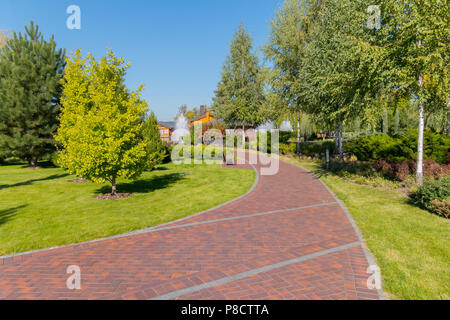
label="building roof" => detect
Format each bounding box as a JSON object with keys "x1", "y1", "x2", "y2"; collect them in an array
[
  {"x1": 189, "y1": 111, "x2": 215, "y2": 124},
  {"x1": 158, "y1": 121, "x2": 176, "y2": 130}
]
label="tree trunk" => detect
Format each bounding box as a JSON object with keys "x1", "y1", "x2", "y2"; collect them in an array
[
  {"x1": 416, "y1": 69, "x2": 425, "y2": 185},
  {"x1": 446, "y1": 95, "x2": 450, "y2": 136},
  {"x1": 296, "y1": 108, "x2": 301, "y2": 154},
  {"x1": 415, "y1": 39, "x2": 424, "y2": 186},
  {"x1": 242, "y1": 123, "x2": 245, "y2": 147},
  {"x1": 335, "y1": 125, "x2": 339, "y2": 156},
  {"x1": 29, "y1": 156, "x2": 37, "y2": 169},
  {"x1": 447, "y1": 111, "x2": 450, "y2": 136},
  {"x1": 416, "y1": 98, "x2": 425, "y2": 185},
  {"x1": 338, "y1": 121, "x2": 344, "y2": 161},
  {"x1": 111, "y1": 176, "x2": 117, "y2": 195}
]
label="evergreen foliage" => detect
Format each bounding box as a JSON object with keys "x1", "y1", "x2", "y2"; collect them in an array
[
  {"x1": 212, "y1": 24, "x2": 265, "y2": 128},
  {"x1": 0, "y1": 21, "x2": 65, "y2": 167}
]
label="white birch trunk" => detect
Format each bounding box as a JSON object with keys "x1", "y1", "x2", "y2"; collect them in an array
[
  {"x1": 338, "y1": 121, "x2": 344, "y2": 161},
  {"x1": 416, "y1": 38, "x2": 424, "y2": 185},
  {"x1": 416, "y1": 75, "x2": 424, "y2": 185},
  {"x1": 446, "y1": 94, "x2": 450, "y2": 136},
  {"x1": 297, "y1": 109, "x2": 301, "y2": 154}
]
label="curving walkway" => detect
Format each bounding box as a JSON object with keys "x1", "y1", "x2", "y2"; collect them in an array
[{"x1": 0, "y1": 156, "x2": 383, "y2": 300}]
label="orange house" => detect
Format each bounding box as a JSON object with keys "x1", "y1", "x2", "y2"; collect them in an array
[
  {"x1": 157, "y1": 121, "x2": 176, "y2": 142},
  {"x1": 189, "y1": 105, "x2": 215, "y2": 128}
]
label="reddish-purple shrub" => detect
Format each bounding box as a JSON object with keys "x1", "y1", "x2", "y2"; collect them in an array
[
  {"x1": 374, "y1": 159, "x2": 395, "y2": 178},
  {"x1": 395, "y1": 161, "x2": 410, "y2": 181},
  {"x1": 424, "y1": 159, "x2": 447, "y2": 179},
  {"x1": 408, "y1": 160, "x2": 417, "y2": 174},
  {"x1": 374, "y1": 159, "x2": 449, "y2": 181}
]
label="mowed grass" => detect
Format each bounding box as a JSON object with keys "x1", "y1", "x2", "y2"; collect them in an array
[
  {"x1": 282, "y1": 156, "x2": 449, "y2": 300},
  {"x1": 0, "y1": 162, "x2": 255, "y2": 256}
]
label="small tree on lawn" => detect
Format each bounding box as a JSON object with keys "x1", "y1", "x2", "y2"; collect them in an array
[
  {"x1": 55, "y1": 50, "x2": 151, "y2": 195},
  {"x1": 142, "y1": 111, "x2": 167, "y2": 168}
]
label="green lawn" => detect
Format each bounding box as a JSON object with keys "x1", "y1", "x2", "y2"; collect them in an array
[
  {"x1": 282, "y1": 155, "x2": 449, "y2": 300},
  {"x1": 0, "y1": 162, "x2": 255, "y2": 256}
]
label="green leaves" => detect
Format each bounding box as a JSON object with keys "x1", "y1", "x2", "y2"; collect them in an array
[{"x1": 55, "y1": 50, "x2": 155, "y2": 191}]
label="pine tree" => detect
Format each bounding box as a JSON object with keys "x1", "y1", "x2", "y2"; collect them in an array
[
  {"x1": 55, "y1": 50, "x2": 151, "y2": 195},
  {"x1": 0, "y1": 21, "x2": 65, "y2": 167},
  {"x1": 212, "y1": 24, "x2": 265, "y2": 129}
]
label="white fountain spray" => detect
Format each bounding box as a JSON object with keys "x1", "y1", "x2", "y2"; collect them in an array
[
  {"x1": 257, "y1": 121, "x2": 275, "y2": 132},
  {"x1": 280, "y1": 119, "x2": 293, "y2": 132},
  {"x1": 171, "y1": 114, "x2": 190, "y2": 144}
]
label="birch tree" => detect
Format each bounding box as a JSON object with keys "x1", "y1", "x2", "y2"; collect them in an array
[
  {"x1": 379, "y1": 0, "x2": 449, "y2": 184},
  {"x1": 265, "y1": 0, "x2": 319, "y2": 153}
]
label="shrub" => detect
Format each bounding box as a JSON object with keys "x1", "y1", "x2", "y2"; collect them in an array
[
  {"x1": 279, "y1": 143, "x2": 296, "y2": 155},
  {"x1": 411, "y1": 178, "x2": 450, "y2": 218},
  {"x1": 347, "y1": 131, "x2": 450, "y2": 164},
  {"x1": 171, "y1": 145, "x2": 222, "y2": 162},
  {"x1": 279, "y1": 131, "x2": 295, "y2": 144},
  {"x1": 374, "y1": 159, "x2": 395, "y2": 179},
  {"x1": 346, "y1": 134, "x2": 410, "y2": 162},
  {"x1": 374, "y1": 158, "x2": 449, "y2": 181},
  {"x1": 394, "y1": 161, "x2": 410, "y2": 181},
  {"x1": 327, "y1": 161, "x2": 374, "y2": 177},
  {"x1": 431, "y1": 200, "x2": 450, "y2": 219},
  {"x1": 300, "y1": 141, "x2": 335, "y2": 158},
  {"x1": 423, "y1": 158, "x2": 449, "y2": 179}
]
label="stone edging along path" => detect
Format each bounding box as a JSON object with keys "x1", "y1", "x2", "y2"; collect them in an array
[{"x1": 0, "y1": 156, "x2": 386, "y2": 300}]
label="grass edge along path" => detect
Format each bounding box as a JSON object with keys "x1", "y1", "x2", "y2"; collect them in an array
[
  {"x1": 0, "y1": 162, "x2": 256, "y2": 256},
  {"x1": 281, "y1": 155, "x2": 449, "y2": 300}
]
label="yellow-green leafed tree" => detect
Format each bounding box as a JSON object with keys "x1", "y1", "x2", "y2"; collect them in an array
[
  {"x1": 55, "y1": 50, "x2": 150, "y2": 195},
  {"x1": 0, "y1": 30, "x2": 8, "y2": 49}
]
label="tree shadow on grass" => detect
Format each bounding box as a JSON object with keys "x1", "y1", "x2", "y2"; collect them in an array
[
  {"x1": 95, "y1": 173, "x2": 184, "y2": 195},
  {"x1": 0, "y1": 174, "x2": 69, "y2": 191},
  {"x1": 19, "y1": 161, "x2": 58, "y2": 169},
  {"x1": 153, "y1": 166, "x2": 169, "y2": 171},
  {"x1": 0, "y1": 205, "x2": 27, "y2": 226}
]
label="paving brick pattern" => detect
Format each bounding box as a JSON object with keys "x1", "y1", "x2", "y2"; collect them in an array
[{"x1": 0, "y1": 155, "x2": 380, "y2": 300}]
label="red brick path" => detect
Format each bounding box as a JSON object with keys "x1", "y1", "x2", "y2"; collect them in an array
[{"x1": 0, "y1": 156, "x2": 382, "y2": 300}]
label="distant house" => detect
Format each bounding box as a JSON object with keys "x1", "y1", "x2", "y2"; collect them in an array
[
  {"x1": 189, "y1": 105, "x2": 215, "y2": 128},
  {"x1": 157, "y1": 121, "x2": 176, "y2": 142}
]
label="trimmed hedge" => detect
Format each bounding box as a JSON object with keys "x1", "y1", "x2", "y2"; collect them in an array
[{"x1": 346, "y1": 130, "x2": 450, "y2": 164}]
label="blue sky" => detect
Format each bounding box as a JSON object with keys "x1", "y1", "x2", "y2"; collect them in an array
[{"x1": 0, "y1": 0, "x2": 281, "y2": 121}]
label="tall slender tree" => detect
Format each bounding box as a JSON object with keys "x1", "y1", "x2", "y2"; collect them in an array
[
  {"x1": 300, "y1": 0, "x2": 384, "y2": 159},
  {"x1": 265, "y1": 0, "x2": 319, "y2": 153},
  {"x1": 212, "y1": 24, "x2": 265, "y2": 130},
  {"x1": 379, "y1": 0, "x2": 449, "y2": 184},
  {"x1": 0, "y1": 21, "x2": 66, "y2": 167}
]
